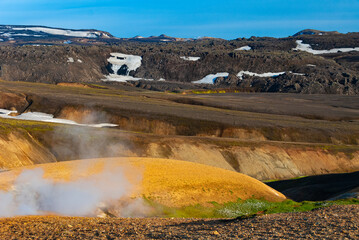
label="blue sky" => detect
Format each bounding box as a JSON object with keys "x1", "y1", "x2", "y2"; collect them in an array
[{"x1": 0, "y1": 0, "x2": 358, "y2": 39}]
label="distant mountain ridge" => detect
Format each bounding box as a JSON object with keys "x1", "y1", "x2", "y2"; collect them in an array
[
  {"x1": 0, "y1": 25, "x2": 353, "y2": 45},
  {"x1": 0, "y1": 25, "x2": 113, "y2": 39},
  {"x1": 0, "y1": 25, "x2": 195, "y2": 45},
  {"x1": 293, "y1": 29, "x2": 341, "y2": 37},
  {"x1": 0, "y1": 25, "x2": 119, "y2": 45},
  {"x1": 127, "y1": 34, "x2": 194, "y2": 42}
]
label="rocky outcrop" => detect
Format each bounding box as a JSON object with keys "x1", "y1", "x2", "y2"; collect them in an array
[
  {"x1": 0, "y1": 91, "x2": 31, "y2": 113},
  {"x1": 0, "y1": 45, "x2": 111, "y2": 83}
]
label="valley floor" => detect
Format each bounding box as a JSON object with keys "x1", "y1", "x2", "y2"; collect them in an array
[{"x1": 0, "y1": 205, "x2": 357, "y2": 239}]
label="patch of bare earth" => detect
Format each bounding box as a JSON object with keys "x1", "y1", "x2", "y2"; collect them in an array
[{"x1": 0, "y1": 205, "x2": 357, "y2": 239}]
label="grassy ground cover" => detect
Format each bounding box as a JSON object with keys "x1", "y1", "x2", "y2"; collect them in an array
[{"x1": 145, "y1": 198, "x2": 359, "y2": 218}]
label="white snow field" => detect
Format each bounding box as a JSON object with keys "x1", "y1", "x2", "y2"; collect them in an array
[
  {"x1": 103, "y1": 53, "x2": 156, "y2": 82},
  {"x1": 293, "y1": 40, "x2": 359, "y2": 55},
  {"x1": 192, "y1": 73, "x2": 229, "y2": 84},
  {"x1": 180, "y1": 56, "x2": 201, "y2": 61},
  {"x1": 235, "y1": 46, "x2": 252, "y2": 51},
  {"x1": 107, "y1": 53, "x2": 142, "y2": 75},
  {"x1": 12, "y1": 27, "x2": 101, "y2": 38},
  {"x1": 0, "y1": 109, "x2": 118, "y2": 128}
]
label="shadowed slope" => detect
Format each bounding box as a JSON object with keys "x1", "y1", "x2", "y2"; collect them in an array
[{"x1": 267, "y1": 171, "x2": 359, "y2": 201}]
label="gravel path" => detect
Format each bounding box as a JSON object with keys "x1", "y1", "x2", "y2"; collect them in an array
[{"x1": 0, "y1": 205, "x2": 358, "y2": 239}]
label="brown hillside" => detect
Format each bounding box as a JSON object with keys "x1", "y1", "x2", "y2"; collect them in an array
[{"x1": 0, "y1": 130, "x2": 56, "y2": 169}]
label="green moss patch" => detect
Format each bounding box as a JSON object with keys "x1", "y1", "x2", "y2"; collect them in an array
[
  {"x1": 144, "y1": 197, "x2": 359, "y2": 218},
  {"x1": 0, "y1": 118, "x2": 56, "y2": 136}
]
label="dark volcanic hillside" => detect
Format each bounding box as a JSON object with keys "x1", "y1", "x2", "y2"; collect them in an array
[
  {"x1": 0, "y1": 45, "x2": 111, "y2": 83},
  {"x1": 0, "y1": 25, "x2": 358, "y2": 94}
]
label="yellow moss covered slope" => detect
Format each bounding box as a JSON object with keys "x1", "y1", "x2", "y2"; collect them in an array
[{"x1": 0, "y1": 157, "x2": 286, "y2": 207}]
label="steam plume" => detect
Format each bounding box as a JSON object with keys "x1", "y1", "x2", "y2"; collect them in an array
[
  {"x1": 0, "y1": 109, "x2": 151, "y2": 217},
  {"x1": 0, "y1": 163, "x2": 148, "y2": 217}
]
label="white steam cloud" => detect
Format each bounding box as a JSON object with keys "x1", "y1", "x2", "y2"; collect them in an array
[
  {"x1": 50, "y1": 112, "x2": 129, "y2": 161},
  {"x1": 0, "y1": 164, "x2": 149, "y2": 218}
]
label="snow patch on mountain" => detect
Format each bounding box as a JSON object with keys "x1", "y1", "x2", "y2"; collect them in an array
[
  {"x1": 235, "y1": 46, "x2": 252, "y2": 51},
  {"x1": 180, "y1": 56, "x2": 200, "y2": 61},
  {"x1": 192, "y1": 73, "x2": 229, "y2": 84},
  {"x1": 12, "y1": 27, "x2": 101, "y2": 38},
  {"x1": 107, "y1": 53, "x2": 142, "y2": 75},
  {"x1": 103, "y1": 53, "x2": 150, "y2": 82},
  {"x1": 193, "y1": 70, "x2": 305, "y2": 85},
  {"x1": 293, "y1": 40, "x2": 359, "y2": 54},
  {"x1": 237, "y1": 71, "x2": 286, "y2": 80}
]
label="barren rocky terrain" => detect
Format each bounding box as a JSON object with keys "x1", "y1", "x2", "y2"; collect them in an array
[
  {"x1": 0, "y1": 205, "x2": 357, "y2": 239},
  {"x1": 0, "y1": 27, "x2": 358, "y2": 94}
]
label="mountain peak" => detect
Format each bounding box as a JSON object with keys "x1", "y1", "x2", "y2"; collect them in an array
[{"x1": 293, "y1": 29, "x2": 341, "y2": 37}]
